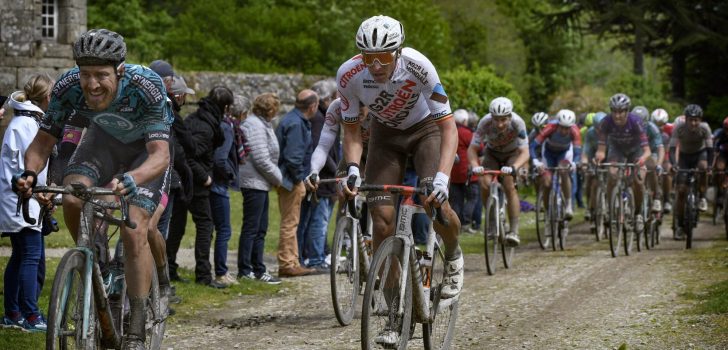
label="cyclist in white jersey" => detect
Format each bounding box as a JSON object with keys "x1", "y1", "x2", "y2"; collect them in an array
[
  {"x1": 467, "y1": 97, "x2": 531, "y2": 246},
  {"x1": 338, "y1": 16, "x2": 463, "y2": 319}
]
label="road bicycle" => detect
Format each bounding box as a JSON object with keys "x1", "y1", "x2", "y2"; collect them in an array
[
  {"x1": 585, "y1": 165, "x2": 609, "y2": 242},
  {"x1": 359, "y1": 183, "x2": 458, "y2": 350},
  {"x1": 638, "y1": 168, "x2": 663, "y2": 251},
  {"x1": 468, "y1": 170, "x2": 516, "y2": 275},
  {"x1": 601, "y1": 163, "x2": 639, "y2": 257},
  {"x1": 542, "y1": 165, "x2": 572, "y2": 251},
  {"x1": 529, "y1": 170, "x2": 550, "y2": 250},
  {"x1": 673, "y1": 168, "x2": 703, "y2": 249},
  {"x1": 312, "y1": 176, "x2": 374, "y2": 327},
  {"x1": 20, "y1": 183, "x2": 166, "y2": 349}
]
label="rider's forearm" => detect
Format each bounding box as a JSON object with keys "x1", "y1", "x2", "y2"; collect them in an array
[
  {"x1": 640, "y1": 146, "x2": 651, "y2": 163},
  {"x1": 343, "y1": 123, "x2": 363, "y2": 166},
  {"x1": 467, "y1": 144, "x2": 481, "y2": 168},
  {"x1": 436, "y1": 118, "x2": 458, "y2": 175},
  {"x1": 512, "y1": 147, "x2": 530, "y2": 170},
  {"x1": 128, "y1": 140, "x2": 170, "y2": 185},
  {"x1": 657, "y1": 146, "x2": 665, "y2": 165},
  {"x1": 24, "y1": 132, "x2": 57, "y2": 174}
]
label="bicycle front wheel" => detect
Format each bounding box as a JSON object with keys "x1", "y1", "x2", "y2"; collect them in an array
[
  {"x1": 145, "y1": 267, "x2": 166, "y2": 350},
  {"x1": 500, "y1": 204, "x2": 515, "y2": 268},
  {"x1": 535, "y1": 189, "x2": 549, "y2": 249},
  {"x1": 47, "y1": 249, "x2": 97, "y2": 350},
  {"x1": 685, "y1": 192, "x2": 696, "y2": 249},
  {"x1": 623, "y1": 189, "x2": 635, "y2": 256},
  {"x1": 608, "y1": 189, "x2": 623, "y2": 258},
  {"x1": 423, "y1": 235, "x2": 459, "y2": 350},
  {"x1": 330, "y1": 216, "x2": 359, "y2": 326},
  {"x1": 548, "y1": 189, "x2": 559, "y2": 252},
  {"x1": 361, "y1": 237, "x2": 412, "y2": 350},
  {"x1": 483, "y1": 198, "x2": 498, "y2": 275},
  {"x1": 595, "y1": 186, "x2": 607, "y2": 241}
]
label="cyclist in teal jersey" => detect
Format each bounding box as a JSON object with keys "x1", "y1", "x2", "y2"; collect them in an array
[
  {"x1": 580, "y1": 112, "x2": 606, "y2": 220},
  {"x1": 14, "y1": 29, "x2": 172, "y2": 350}
]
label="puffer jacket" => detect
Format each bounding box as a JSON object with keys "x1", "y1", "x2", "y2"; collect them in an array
[{"x1": 238, "y1": 114, "x2": 282, "y2": 191}]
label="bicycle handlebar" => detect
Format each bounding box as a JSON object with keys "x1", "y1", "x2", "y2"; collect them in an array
[
  {"x1": 465, "y1": 168, "x2": 515, "y2": 186},
  {"x1": 20, "y1": 183, "x2": 137, "y2": 229}
]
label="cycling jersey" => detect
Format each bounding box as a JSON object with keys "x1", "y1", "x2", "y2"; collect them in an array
[
  {"x1": 714, "y1": 129, "x2": 728, "y2": 154},
  {"x1": 669, "y1": 121, "x2": 713, "y2": 153},
  {"x1": 528, "y1": 128, "x2": 542, "y2": 161},
  {"x1": 582, "y1": 127, "x2": 598, "y2": 158},
  {"x1": 336, "y1": 47, "x2": 452, "y2": 130},
  {"x1": 643, "y1": 121, "x2": 664, "y2": 154},
  {"x1": 471, "y1": 112, "x2": 529, "y2": 154},
  {"x1": 310, "y1": 98, "x2": 371, "y2": 173},
  {"x1": 531, "y1": 122, "x2": 582, "y2": 159},
  {"x1": 597, "y1": 113, "x2": 648, "y2": 151},
  {"x1": 41, "y1": 64, "x2": 173, "y2": 144}
]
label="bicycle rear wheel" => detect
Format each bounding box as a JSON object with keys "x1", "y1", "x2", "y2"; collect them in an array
[
  {"x1": 623, "y1": 189, "x2": 635, "y2": 256},
  {"x1": 535, "y1": 189, "x2": 549, "y2": 249},
  {"x1": 330, "y1": 216, "x2": 359, "y2": 326},
  {"x1": 145, "y1": 267, "x2": 166, "y2": 350},
  {"x1": 361, "y1": 237, "x2": 412, "y2": 350},
  {"x1": 423, "y1": 236, "x2": 459, "y2": 350},
  {"x1": 483, "y1": 198, "x2": 498, "y2": 275},
  {"x1": 608, "y1": 189, "x2": 623, "y2": 258},
  {"x1": 47, "y1": 250, "x2": 97, "y2": 350}
]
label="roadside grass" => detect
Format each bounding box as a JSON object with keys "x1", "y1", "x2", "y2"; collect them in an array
[
  {"x1": 0, "y1": 255, "x2": 281, "y2": 349},
  {"x1": 679, "y1": 240, "x2": 728, "y2": 338}
]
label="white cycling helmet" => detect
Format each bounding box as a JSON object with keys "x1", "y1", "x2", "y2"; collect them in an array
[
  {"x1": 651, "y1": 108, "x2": 669, "y2": 125},
  {"x1": 632, "y1": 106, "x2": 650, "y2": 122},
  {"x1": 531, "y1": 112, "x2": 549, "y2": 128},
  {"x1": 453, "y1": 109, "x2": 469, "y2": 125},
  {"x1": 489, "y1": 97, "x2": 513, "y2": 117},
  {"x1": 556, "y1": 109, "x2": 576, "y2": 127},
  {"x1": 356, "y1": 15, "x2": 405, "y2": 52}
]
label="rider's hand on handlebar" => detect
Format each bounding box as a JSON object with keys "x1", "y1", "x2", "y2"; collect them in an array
[
  {"x1": 500, "y1": 166, "x2": 514, "y2": 175},
  {"x1": 426, "y1": 171, "x2": 449, "y2": 208},
  {"x1": 472, "y1": 165, "x2": 485, "y2": 175},
  {"x1": 12, "y1": 170, "x2": 36, "y2": 198},
  {"x1": 595, "y1": 151, "x2": 605, "y2": 165},
  {"x1": 342, "y1": 165, "x2": 361, "y2": 199},
  {"x1": 111, "y1": 173, "x2": 138, "y2": 198},
  {"x1": 532, "y1": 159, "x2": 544, "y2": 172},
  {"x1": 304, "y1": 172, "x2": 319, "y2": 192}
]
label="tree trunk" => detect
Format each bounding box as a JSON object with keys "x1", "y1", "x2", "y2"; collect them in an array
[
  {"x1": 633, "y1": 25, "x2": 645, "y2": 75},
  {"x1": 671, "y1": 50, "x2": 686, "y2": 99}
]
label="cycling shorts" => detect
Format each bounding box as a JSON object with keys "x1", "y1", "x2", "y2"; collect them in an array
[
  {"x1": 482, "y1": 148, "x2": 520, "y2": 170},
  {"x1": 607, "y1": 145, "x2": 643, "y2": 164},
  {"x1": 364, "y1": 118, "x2": 440, "y2": 207},
  {"x1": 543, "y1": 147, "x2": 573, "y2": 168},
  {"x1": 65, "y1": 124, "x2": 171, "y2": 215},
  {"x1": 676, "y1": 149, "x2": 707, "y2": 185}
]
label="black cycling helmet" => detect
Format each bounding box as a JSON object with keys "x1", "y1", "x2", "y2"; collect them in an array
[
  {"x1": 73, "y1": 29, "x2": 126, "y2": 66},
  {"x1": 684, "y1": 104, "x2": 703, "y2": 119}
]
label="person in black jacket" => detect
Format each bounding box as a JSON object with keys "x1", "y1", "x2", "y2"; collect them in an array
[{"x1": 184, "y1": 86, "x2": 233, "y2": 288}]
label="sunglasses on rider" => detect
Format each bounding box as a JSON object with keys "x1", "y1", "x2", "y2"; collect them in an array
[{"x1": 361, "y1": 51, "x2": 397, "y2": 66}]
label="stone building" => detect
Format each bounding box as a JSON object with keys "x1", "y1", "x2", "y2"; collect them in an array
[{"x1": 0, "y1": 0, "x2": 86, "y2": 125}]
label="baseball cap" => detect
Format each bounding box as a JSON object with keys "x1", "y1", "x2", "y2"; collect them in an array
[
  {"x1": 149, "y1": 60, "x2": 175, "y2": 78},
  {"x1": 170, "y1": 75, "x2": 195, "y2": 95}
]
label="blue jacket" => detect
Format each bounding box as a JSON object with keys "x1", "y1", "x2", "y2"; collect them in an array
[
  {"x1": 275, "y1": 108, "x2": 312, "y2": 191},
  {"x1": 211, "y1": 117, "x2": 239, "y2": 196}
]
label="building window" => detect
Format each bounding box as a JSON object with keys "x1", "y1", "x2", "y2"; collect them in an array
[{"x1": 41, "y1": 0, "x2": 57, "y2": 39}]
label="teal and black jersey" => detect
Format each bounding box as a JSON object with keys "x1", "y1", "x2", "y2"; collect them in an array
[
  {"x1": 40, "y1": 64, "x2": 173, "y2": 144},
  {"x1": 644, "y1": 121, "x2": 663, "y2": 154}
]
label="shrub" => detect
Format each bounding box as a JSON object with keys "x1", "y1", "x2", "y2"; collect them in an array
[{"x1": 440, "y1": 65, "x2": 523, "y2": 117}]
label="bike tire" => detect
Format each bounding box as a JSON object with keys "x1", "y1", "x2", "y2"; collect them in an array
[
  {"x1": 330, "y1": 216, "x2": 359, "y2": 326},
  {"x1": 548, "y1": 188, "x2": 559, "y2": 252},
  {"x1": 685, "y1": 192, "x2": 695, "y2": 249},
  {"x1": 724, "y1": 194, "x2": 728, "y2": 240},
  {"x1": 501, "y1": 203, "x2": 515, "y2": 268},
  {"x1": 608, "y1": 189, "x2": 623, "y2": 258},
  {"x1": 47, "y1": 250, "x2": 97, "y2": 350},
  {"x1": 595, "y1": 187, "x2": 607, "y2": 241},
  {"x1": 483, "y1": 198, "x2": 498, "y2": 275},
  {"x1": 361, "y1": 237, "x2": 412, "y2": 350},
  {"x1": 558, "y1": 192, "x2": 566, "y2": 251},
  {"x1": 423, "y1": 235, "x2": 459, "y2": 350},
  {"x1": 535, "y1": 189, "x2": 549, "y2": 249},
  {"x1": 623, "y1": 189, "x2": 635, "y2": 256}
]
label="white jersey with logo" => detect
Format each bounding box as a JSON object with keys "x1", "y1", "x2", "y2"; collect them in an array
[
  {"x1": 336, "y1": 47, "x2": 452, "y2": 130},
  {"x1": 310, "y1": 98, "x2": 372, "y2": 173},
  {"x1": 471, "y1": 112, "x2": 529, "y2": 154}
]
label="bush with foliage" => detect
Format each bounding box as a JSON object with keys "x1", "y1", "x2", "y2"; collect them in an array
[{"x1": 440, "y1": 65, "x2": 523, "y2": 117}]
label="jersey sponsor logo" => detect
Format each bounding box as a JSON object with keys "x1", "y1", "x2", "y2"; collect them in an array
[
  {"x1": 93, "y1": 113, "x2": 135, "y2": 131},
  {"x1": 130, "y1": 74, "x2": 164, "y2": 104},
  {"x1": 368, "y1": 79, "x2": 419, "y2": 128},
  {"x1": 324, "y1": 111, "x2": 338, "y2": 126},
  {"x1": 430, "y1": 83, "x2": 448, "y2": 104},
  {"x1": 432, "y1": 111, "x2": 451, "y2": 119},
  {"x1": 147, "y1": 131, "x2": 170, "y2": 140},
  {"x1": 136, "y1": 187, "x2": 155, "y2": 199},
  {"x1": 52, "y1": 72, "x2": 81, "y2": 96},
  {"x1": 405, "y1": 61, "x2": 429, "y2": 85},
  {"x1": 340, "y1": 93, "x2": 350, "y2": 112},
  {"x1": 363, "y1": 79, "x2": 378, "y2": 89},
  {"x1": 339, "y1": 62, "x2": 367, "y2": 89}
]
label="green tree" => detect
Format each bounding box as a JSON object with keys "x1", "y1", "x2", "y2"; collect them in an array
[{"x1": 441, "y1": 65, "x2": 523, "y2": 116}]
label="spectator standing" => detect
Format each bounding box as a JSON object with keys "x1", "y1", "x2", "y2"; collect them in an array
[
  {"x1": 209, "y1": 95, "x2": 246, "y2": 286},
  {"x1": 449, "y1": 109, "x2": 479, "y2": 233},
  {"x1": 238, "y1": 93, "x2": 283, "y2": 284},
  {"x1": 467, "y1": 111, "x2": 483, "y2": 232},
  {"x1": 297, "y1": 80, "x2": 340, "y2": 272},
  {"x1": 275, "y1": 89, "x2": 319, "y2": 278},
  {"x1": 1, "y1": 74, "x2": 54, "y2": 332},
  {"x1": 185, "y1": 86, "x2": 233, "y2": 288}
]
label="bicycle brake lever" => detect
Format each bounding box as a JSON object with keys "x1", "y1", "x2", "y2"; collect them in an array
[{"x1": 425, "y1": 183, "x2": 449, "y2": 226}]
